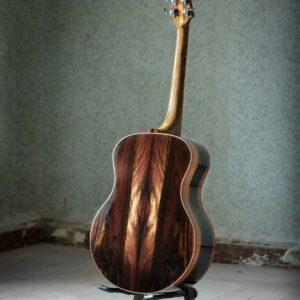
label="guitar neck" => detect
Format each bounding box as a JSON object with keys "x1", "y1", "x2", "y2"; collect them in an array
[
  {"x1": 151, "y1": 1, "x2": 194, "y2": 137},
  {"x1": 157, "y1": 24, "x2": 190, "y2": 136}
]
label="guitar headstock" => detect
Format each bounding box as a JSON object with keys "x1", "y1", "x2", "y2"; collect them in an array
[{"x1": 164, "y1": 0, "x2": 194, "y2": 26}]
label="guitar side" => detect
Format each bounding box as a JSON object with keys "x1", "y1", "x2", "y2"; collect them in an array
[
  {"x1": 181, "y1": 140, "x2": 215, "y2": 284},
  {"x1": 90, "y1": 133, "x2": 215, "y2": 294}
]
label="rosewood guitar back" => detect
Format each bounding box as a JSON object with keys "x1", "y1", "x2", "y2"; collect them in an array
[{"x1": 90, "y1": 133, "x2": 214, "y2": 293}]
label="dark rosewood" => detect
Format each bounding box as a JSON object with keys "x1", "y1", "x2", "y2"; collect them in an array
[{"x1": 90, "y1": 133, "x2": 214, "y2": 293}]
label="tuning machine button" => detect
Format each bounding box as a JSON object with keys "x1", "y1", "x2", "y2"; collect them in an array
[
  {"x1": 164, "y1": 8, "x2": 179, "y2": 17},
  {"x1": 183, "y1": 8, "x2": 194, "y2": 17},
  {"x1": 165, "y1": 0, "x2": 177, "y2": 4}
]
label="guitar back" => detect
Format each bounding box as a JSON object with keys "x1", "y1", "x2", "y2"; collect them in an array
[{"x1": 90, "y1": 133, "x2": 214, "y2": 293}]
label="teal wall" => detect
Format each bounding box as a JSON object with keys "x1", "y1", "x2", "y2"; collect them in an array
[
  {"x1": 0, "y1": 1, "x2": 41, "y2": 230},
  {"x1": 0, "y1": 1, "x2": 299, "y2": 245}
]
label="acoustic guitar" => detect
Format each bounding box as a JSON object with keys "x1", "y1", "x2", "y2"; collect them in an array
[{"x1": 90, "y1": 0, "x2": 215, "y2": 294}]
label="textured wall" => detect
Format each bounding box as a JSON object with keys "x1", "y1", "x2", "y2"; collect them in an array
[
  {"x1": 40, "y1": 0, "x2": 176, "y2": 225},
  {"x1": 0, "y1": 1, "x2": 299, "y2": 245},
  {"x1": 187, "y1": 0, "x2": 300, "y2": 244},
  {"x1": 0, "y1": 1, "x2": 41, "y2": 231}
]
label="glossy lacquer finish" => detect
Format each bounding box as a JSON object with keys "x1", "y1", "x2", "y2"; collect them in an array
[{"x1": 90, "y1": 133, "x2": 214, "y2": 294}]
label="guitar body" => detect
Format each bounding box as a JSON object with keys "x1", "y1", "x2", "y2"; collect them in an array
[
  {"x1": 90, "y1": 1, "x2": 215, "y2": 295},
  {"x1": 90, "y1": 133, "x2": 214, "y2": 294}
]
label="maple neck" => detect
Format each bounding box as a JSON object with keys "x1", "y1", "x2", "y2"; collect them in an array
[{"x1": 155, "y1": 24, "x2": 190, "y2": 136}]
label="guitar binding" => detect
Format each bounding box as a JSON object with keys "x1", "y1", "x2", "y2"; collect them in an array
[{"x1": 98, "y1": 284, "x2": 198, "y2": 300}]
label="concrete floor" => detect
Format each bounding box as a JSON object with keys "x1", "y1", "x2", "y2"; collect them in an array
[{"x1": 0, "y1": 244, "x2": 299, "y2": 300}]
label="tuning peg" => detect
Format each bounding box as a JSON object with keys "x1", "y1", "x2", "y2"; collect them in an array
[
  {"x1": 164, "y1": 8, "x2": 179, "y2": 17},
  {"x1": 183, "y1": 8, "x2": 194, "y2": 17},
  {"x1": 165, "y1": 0, "x2": 177, "y2": 4}
]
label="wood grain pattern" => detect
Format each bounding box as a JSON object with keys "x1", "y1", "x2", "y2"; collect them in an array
[{"x1": 90, "y1": 133, "x2": 214, "y2": 294}]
